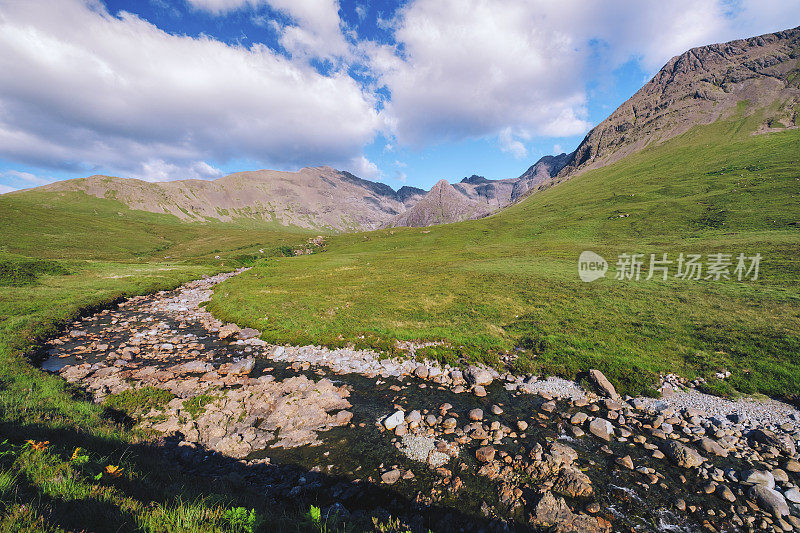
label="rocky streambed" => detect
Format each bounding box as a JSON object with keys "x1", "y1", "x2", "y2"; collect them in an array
[{"x1": 41, "y1": 271, "x2": 800, "y2": 532}]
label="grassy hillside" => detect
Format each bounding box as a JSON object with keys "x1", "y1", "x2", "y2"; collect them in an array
[{"x1": 209, "y1": 111, "x2": 800, "y2": 399}]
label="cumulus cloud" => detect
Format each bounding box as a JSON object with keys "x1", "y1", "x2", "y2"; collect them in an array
[
  {"x1": 498, "y1": 128, "x2": 529, "y2": 159},
  {"x1": 0, "y1": 0, "x2": 379, "y2": 181},
  {"x1": 345, "y1": 155, "x2": 380, "y2": 179},
  {"x1": 370, "y1": 0, "x2": 800, "y2": 147}
]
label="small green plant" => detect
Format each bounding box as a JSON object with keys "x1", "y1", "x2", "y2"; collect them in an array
[
  {"x1": 104, "y1": 387, "x2": 175, "y2": 417},
  {"x1": 182, "y1": 394, "x2": 216, "y2": 419},
  {"x1": 306, "y1": 505, "x2": 321, "y2": 524},
  {"x1": 223, "y1": 507, "x2": 260, "y2": 533}
]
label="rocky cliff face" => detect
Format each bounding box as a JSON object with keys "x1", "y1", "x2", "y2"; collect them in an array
[
  {"x1": 557, "y1": 26, "x2": 800, "y2": 178},
  {"x1": 387, "y1": 179, "x2": 492, "y2": 227},
  {"x1": 512, "y1": 153, "x2": 572, "y2": 200}
]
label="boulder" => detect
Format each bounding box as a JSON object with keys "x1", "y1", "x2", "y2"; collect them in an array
[
  {"x1": 475, "y1": 446, "x2": 496, "y2": 463},
  {"x1": 468, "y1": 408, "x2": 484, "y2": 421},
  {"x1": 749, "y1": 429, "x2": 796, "y2": 456},
  {"x1": 749, "y1": 485, "x2": 790, "y2": 517},
  {"x1": 661, "y1": 440, "x2": 704, "y2": 468},
  {"x1": 381, "y1": 469, "x2": 401, "y2": 485},
  {"x1": 226, "y1": 358, "x2": 255, "y2": 376},
  {"x1": 588, "y1": 418, "x2": 614, "y2": 442},
  {"x1": 530, "y1": 492, "x2": 611, "y2": 533},
  {"x1": 464, "y1": 366, "x2": 493, "y2": 386},
  {"x1": 218, "y1": 323, "x2": 240, "y2": 340},
  {"x1": 740, "y1": 469, "x2": 775, "y2": 489},
  {"x1": 414, "y1": 365, "x2": 429, "y2": 379},
  {"x1": 588, "y1": 369, "x2": 619, "y2": 400},
  {"x1": 697, "y1": 437, "x2": 728, "y2": 457}
]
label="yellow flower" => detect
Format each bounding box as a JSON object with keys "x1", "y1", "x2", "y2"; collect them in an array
[
  {"x1": 71, "y1": 448, "x2": 84, "y2": 460},
  {"x1": 26, "y1": 440, "x2": 49, "y2": 451},
  {"x1": 104, "y1": 465, "x2": 124, "y2": 478}
]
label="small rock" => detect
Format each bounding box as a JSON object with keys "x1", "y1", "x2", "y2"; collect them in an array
[
  {"x1": 381, "y1": 469, "x2": 401, "y2": 485},
  {"x1": 383, "y1": 411, "x2": 405, "y2": 430},
  {"x1": 476, "y1": 446, "x2": 496, "y2": 463},
  {"x1": 588, "y1": 418, "x2": 614, "y2": 442},
  {"x1": 469, "y1": 408, "x2": 484, "y2": 421}
]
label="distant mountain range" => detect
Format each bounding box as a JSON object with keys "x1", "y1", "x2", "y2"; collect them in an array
[{"x1": 18, "y1": 26, "x2": 800, "y2": 230}]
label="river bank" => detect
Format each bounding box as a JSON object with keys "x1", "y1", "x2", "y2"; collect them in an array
[{"x1": 42, "y1": 271, "x2": 800, "y2": 532}]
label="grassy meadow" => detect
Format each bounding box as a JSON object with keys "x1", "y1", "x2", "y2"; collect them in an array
[
  {"x1": 0, "y1": 194, "x2": 368, "y2": 531},
  {"x1": 208, "y1": 112, "x2": 800, "y2": 399}
]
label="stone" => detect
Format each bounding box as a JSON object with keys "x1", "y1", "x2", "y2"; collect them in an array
[
  {"x1": 414, "y1": 365, "x2": 429, "y2": 379},
  {"x1": 783, "y1": 488, "x2": 800, "y2": 504},
  {"x1": 661, "y1": 440, "x2": 704, "y2": 468},
  {"x1": 784, "y1": 459, "x2": 800, "y2": 473},
  {"x1": 571, "y1": 412, "x2": 588, "y2": 425},
  {"x1": 741, "y1": 469, "x2": 775, "y2": 489},
  {"x1": 226, "y1": 357, "x2": 255, "y2": 376},
  {"x1": 698, "y1": 437, "x2": 728, "y2": 457},
  {"x1": 383, "y1": 410, "x2": 405, "y2": 430},
  {"x1": 749, "y1": 429, "x2": 796, "y2": 456},
  {"x1": 517, "y1": 420, "x2": 528, "y2": 431},
  {"x1": 405, "y1": 410, "x2": 422, "y2": 425},
  {"x1": 472, "y1": 385, "x2": 487, "y2": 397},
  {"x1": 541, "y1": 400, "x2": 556, "y2": 413},
  {"x1": 717, "y1": 484, "x2": 736, "y2": 502},
  {"x1": 442, "y1": 417, "x2": 457, "y2": 430},
  {"x1": 475, "y1": 446, "x2": 496, "y2": 463},
  {"x1": 588, "y1": 369, "x2": 619, "y2": 400},
  {"x1": 490, "y1": 404, "x2": 503, "y2": 415},
  {"x1": 218, "y1": 323, "x2": 240, "y2": 340},
  {"x1": 464, "y1": 366, "x2": 493, "y2": 386},
  {"x1": 237, "y1": 328, "x2": 260, "y2": 340},
  {"x1": 530, "y1": 492, "x2": 611, "y2": 533},
  {"x1": 749, "y1": 485, "x2": 790, "y2": 518},
  {"x1": 615, "y1": 455, "x2": 634, "y2": 470},
  {"x1": 469, "y1": 408, "x2": 484, "y2": 421},
  {"x1": 381, "y1": 469, "x2": 401, "y2": 485},
  {"x1": 553, "y1": 466, "x2": 594, "y2": 498},
  {"x1": 175, "y1": 361, "x2": 214, "y2": 373},
  {"x1": 588, "y1": 418, "x2": 614, "y2": 442}
]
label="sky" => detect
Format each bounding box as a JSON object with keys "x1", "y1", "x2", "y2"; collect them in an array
[{"x1": 0, "y1": 0, "x2": 798, "y2": 193}]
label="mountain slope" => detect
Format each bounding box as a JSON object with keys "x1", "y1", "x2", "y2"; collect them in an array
[
  {"x1": 387, "y1": 179, "x2": 492, "y2": 227},
  {"x1": 37, "y1": 167, "x2": 420, "y2": 232},
  {"x1": 556, "y1": 26, "x2": 800, "y2": 178}
]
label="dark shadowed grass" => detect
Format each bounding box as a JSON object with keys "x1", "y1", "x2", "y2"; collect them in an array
[{"x1": 208, "y1": 115, "x2": 800, "y2": 399}]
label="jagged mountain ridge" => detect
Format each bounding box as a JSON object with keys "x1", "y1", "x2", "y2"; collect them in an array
[{"x1": 386, "y1": 179, "x2": 493, "y2": 228}]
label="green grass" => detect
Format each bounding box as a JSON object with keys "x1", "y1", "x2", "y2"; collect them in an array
[
  {"x1": 208, "y1": 113, "x2": 800, "y2": 399},
  {"x1": 104, "y1": 388, "x2": 176, "y2": 419}
]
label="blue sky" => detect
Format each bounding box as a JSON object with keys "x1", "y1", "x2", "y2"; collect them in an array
[{"x1": 0, "y1": 0, "x2": 798, "y2": 193}]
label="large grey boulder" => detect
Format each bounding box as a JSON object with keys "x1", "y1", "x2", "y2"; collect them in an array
[
  {"x1": 749, "y1": 485, "x2": 790, "y2": 517},
  {"x1": 464, "y1": 366, "x2": 493, "y2": 386}
]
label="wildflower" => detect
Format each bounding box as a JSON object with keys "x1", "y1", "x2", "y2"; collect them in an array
[
  {"x1": 104, "y1": 465, "x2": 124, "y2": 478},
  {"x1": 26, "y1": 440, "x2": 49, "y2": 451}
]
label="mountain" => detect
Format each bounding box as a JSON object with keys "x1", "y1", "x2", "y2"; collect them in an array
[
  {"x1": 445, "y1": 152, "x2": 572, "y2": 212},
  {"x1": 556, "y1": 26, "x2": 800, "y2": 179},
  {"x1": 38, "y1": 166, "x2": 422, "y2": 232},
  {"x1": 386, "y1": 179, "x2": 492, "y2": 227},
  {"x1": 511, "y1": 153, "x2": 572, "y2": 200}
]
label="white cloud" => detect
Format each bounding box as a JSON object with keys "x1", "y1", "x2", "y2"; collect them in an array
[
  {"x1": 188, "y1": 0, "x2": 350, "y2": 60},
  {"x1": 0, "y1": 184, "x2": 16, "y2": 194},
  {"x1": 393, "y1": 171, "x2": 407, "y2": 183},
  {"x1": 0, "y1": 0, "x2": 379, "y2": 180},
  {"x1": 346, "y1": 155, "x2": 380, "y2": 179},
  {"x1": 498, "y1": 128, "x2": 528, "y2": 159}
]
